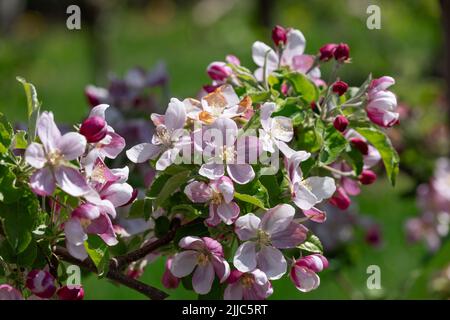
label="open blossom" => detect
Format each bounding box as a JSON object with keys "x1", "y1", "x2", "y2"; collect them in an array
[
  {"x1": 284, "y1": 149, "x2": 336, "y2": 211},
  {"x1": 366, "y1": 76, "x2": 399, "y2": 127},
  {"x1": 65, "y1": 203, "x2": 118, "y2": 260},
  {"x1": 290, "y1": 254, "x2": 328, "y2": 292},
  {"x1": 185, "y1": 176, "x2": 239, "y2": 226},
  {"x1": 126, "y1": 98, "x2": 190, "y2": 170},
  {"x1": 0, "y1": 284, "x2": 24, "y2": 300},
  {"x1": 26, "y1": 269, "x2": 56, "y2": 299},
  {"x1": 84, "y1": 104, "x2": 126, "y2": 160},
  {"x1": 224, "y1": 269, "x2": 273, "y2": 300},
  {"x1": 25, "y1": 112, "x2": 90, "y2": 197},
  {"x1": 233, "y1": 204, "x2": 308, "y2": 280},
  {"x1": 199, "y1": 117, "x2": 261, "y2": 184},
  {"x1": 252, "y1": 28, "x2": 322, "y2": 84},
  {"x1": 259, "y1": 102, "x2": 293, "y2": 154},
  {"x1": 170, "y1": 236, "x2": 230, "y2": 295}
]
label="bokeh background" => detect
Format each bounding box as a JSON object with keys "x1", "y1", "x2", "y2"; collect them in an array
[{"x1": 0, "y1": 0, "x2": 449, "y2": 299}]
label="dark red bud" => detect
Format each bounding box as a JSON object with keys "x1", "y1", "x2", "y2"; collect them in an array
[
  {"x1": 334, "y1": 43, "x2": 350, "y2": 62},
  {"x1": 319, "y1": 43, "x2": 337, "y2": 61},
  {"x1": 350, "y1": 138, "x2": 369, "y2": 155},
  {"x1": 365, "y1": 225, "x2": 382, "y2": 247},
  {"x1": 333, "y1": 115, "x2": 349, "y2": 132},
  {"x1": 332, "y1": 80, "x2": 349, "y2": 96},
  {"x1": 359, "y1": 170, "x2": 377, "y2": 185},
  {"x1": 272, "y1": 25, "x2": 287, "y2": 46},
  {"x1": 329, "y1": 187, "x2": 351, "y2": 210},
  {"x1": 57, "y1": 285, "x2": 84, "y2": 300},
  {"x1": 80, "y1": 116, "x2": 107, "y2": 143}
]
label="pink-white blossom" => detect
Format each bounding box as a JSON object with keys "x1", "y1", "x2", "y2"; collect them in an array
[
  {"x1": 366, "y1": 76, "x2": 399, "y2": 127},
  {"x1": 224, "y1": 269, "x2": 273, "y2": 300},
  {"x1": 0, "y1": 284, "x2": 23, "y2": 300},
  {"x1": 290, "y1": 254, "x2": 328, "y2": 292},
  {"x1": 259, "y1": 102, "x2": 293, "y2": 154},
  {"x1": 25, "y1": 269, "x2": 56, "y2": 299}
]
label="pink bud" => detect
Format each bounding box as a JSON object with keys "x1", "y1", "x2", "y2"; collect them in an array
[
  {"x1": 26, "y1": 269, "x2": 56, "y2": 299},
  {"x1": 225, "y1": 54, "x2": 240, "y2": 66},
  {"x1": 79, "y1": 116, "x2": 107, "y2": 143},
  {"x1": 206, "y1": 62, "x2": 232, "y2": 81},
  {"x1": 319, "y1": 43, "x2": 337, "y2": 61},
  {"x1": 365, "y1": 225, "x2": 382, "y2": 247},
  {"x1": 57, "y1": 285, "x2": 84, "y2": 300},
  {"x1": 350, "y1": 138, "x2": 369, "y2": 155},
  {"x1": 272, "y1": 25, "x2": 287, "y2": 46},
  {"x1": 162, "y1": 258, "x2": 180, "y2": 289},
  {"x1": 333, "y1": 115, "x2": 349, "y2": 132},
  {"x1": 295, "y1": 254, "x2": 329, "y2": 273},
  {"x1": 329, "y1": 187, "x2": 351, "y2": 210},
  {"x1": 332, "y1": 80, "x2": 349, "y2": 96},
  {"x1": 334, "y1": 43, "x2": 350, "y2": 62},
  {"x1": 359, "y1": 170, "x2": 377, "y2": 185}
]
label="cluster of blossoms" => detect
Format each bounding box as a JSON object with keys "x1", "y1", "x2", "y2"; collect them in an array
[
  {"x1": 406, "y1": 158, "x2": 450, "y2": 252},
  {"x1": 1, "y1": 25, "x2": 399, "y2": 300}
]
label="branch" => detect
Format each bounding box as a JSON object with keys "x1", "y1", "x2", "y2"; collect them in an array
[{"x1": 53, "y1": 246, "x2": 168, "y2": 300}]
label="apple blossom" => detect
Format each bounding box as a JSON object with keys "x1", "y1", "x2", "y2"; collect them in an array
[
  {"x1": 26, "y1": 269, "x2": 56, "y2": 299},
  {"x1": 259, "y1": 102, "x2": 294, "y2": 154},
  {"x1": 162, "y1": 257, "x2": 180, "y2": 289},
  {"x1": 184, "y1": 176, "x2": 240, "y2": 226},
  {"x1": 170, "y1": 236, "x2": 230, "y2": 295},
  {"x1": 0, "y1": 284, "x2": 24, "y2": 300},
  {"x1": 366, "y1": 76, "x2": 399, "y2": 127},
  {"x1": 207, "y1": 62, "x2": 233, "y2": 82},
  {"x1": 25, "y1": 112, "x2": 90, "y2": 197},
  {"x1": 290, "y1": 254, "x2": 328, "y2": 292},
  {"x1": 233, "y1": 204, "x2": 308, "y2": 280},
  {"x1": 224, "y1": 269, "x2": 273, "y2": 300}
]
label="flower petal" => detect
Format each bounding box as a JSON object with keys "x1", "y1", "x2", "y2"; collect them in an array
[
  {"x1": 199, "y1": 163, "x2": 225, "y2": 180},
  {"x1": 224, "y1": 282, "x2": 243, "y2": 300},
  {"x1": 233, "y1": 241, "x2": 257, "y2": 273},
  {"x1": 291, "y1": 266, "x2": 320, "y2": 292},
  {"x1": 185, "y1": 181, "x2": 212, "y2": 203},
  {"x1": 261, "y1": 204, "x2": 295, "y2": 235},
  {"x1": 234, "y1": 213, "x2": 260, "y2": 241},
  {"x1": 178, "y1": 236, "x2": 205, "y2": 250},
  {"x1": 54, "y1": 166, "x2": 90, "y2": 197},
  {"x1": 165, "y1": 98, "x2": 187, "y2": 131},
  {"x1": 270, "y1": 222, "x2": 308, "y2": 248},
  {"x1": 256, "y1": 246, "x2": 287, "y2": 280},
  {"x1": 170, "y1": 250, "x2": 199, "y2": 278},
  {"x1": 211, "y1": 255, "x2": 230, "y2": 283},
  {"x1": 126, "y1": 143, "x2": 161, "y2": 163},
  {"x1": 192, "y1": 263, "x2": 215, "y2": 295},
  {"x1": 252, "y1": 41, "x2": 278, "y2": 68},
  {"x1": 89, "y1": 104, "x2": 109, "y2": 118},
  {"x1": 58, "y1": 132, "x2": 87, "y2": 161},
  {"x1": 37, "y1": 112, "x2": 61, "y2": 152},
  {"x1": 227, "y1": 164, "x2": 255, "y2": 184},
  {"x1": 282, "y1": 29, "x2": 306, "y2": 64},
  {"x1": 25, "y1": 143, "x2": 46, "y2": 169},
  {"x1": 66, "y1": 242, "x2": 88, "y2": 261},
  {"x1": 304, "y1": 176, "x2": 336, "y2": 202},
  {"x1": 30, "y1": 168, "x2": 56, "y2": 196},
  {"x1": 100, "y1": 182, "x2": 134, "y2": 207},
  {"x1": 64, "y1": 218, "x2": 87, "y2": 246},
  {"x1": 217, "y1": 202, "x2": 240, "y2": 225}
]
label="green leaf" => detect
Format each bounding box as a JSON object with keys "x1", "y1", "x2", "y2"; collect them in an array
[
  {"x1": 153, "y1": 170, "x2": 191, "y2": 207},
  {"x1": 346, "y1": 148, "x2": 364, "y2": 175},
  {"x1": 16, "y1": 77, "x2": 40, "y2": 142},
  {"x1": 84, "y1": 235, "x2": 109, "y2": 277},
  {"x1": 356, "y1": 127, "x2": 400, "y2": 186},
  {"x1": 128, "y1": 197, "x2": 153, "y2": 220},
  {"x1": 0, "y1": 167, "x2": 21, "y2": 204},
  {"x1": 11, "y1": 130, "x2": 28, "y2": 149},
  {"x1": 284, "y1": 72, "x2": 318, "y2": 103},
  {"x1": 319, "y1": 124, "x2": 349, "y2": 165},
  {"x1": 298, "y1": 232, "x2": 323, "y2": 254},
  {"x1": 174, "y1": 220, "x2": 208, "y2": 245},
  {"x1": 295, "y1": 127, "x2": 323, "y2": 153},
  {"x1": 154, "y1": 216, "x2": 170, "y2": 238},
  {"x1": 248, "y1": 90, "x2": 271, "y2": 103},
  {"x1": 234, "y1": 192, "x2": 266, "y2": 209},
  {"x1": 17, "y1": 240, "x2": 37, "y2": 267},
  {"x1": 0, "y1": 113, "x2": 13, "y2": 153}
]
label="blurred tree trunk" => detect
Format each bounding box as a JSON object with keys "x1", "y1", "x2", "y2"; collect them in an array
[{"x1": 441, "y1": 0, "x2": 450, "y2": 153}]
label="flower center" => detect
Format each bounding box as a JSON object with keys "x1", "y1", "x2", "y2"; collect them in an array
[
  {"x1": 47, "y1": 150, "x2": 63, "y2": 166},
  {"x1": 197, "y1": 252, "x2": 210, "y2": 267},
  {"x1": 257, "y1": 229, "x2": 271, "y2": 246},
  {"x1": 156, "y1": 126, "x2": 173, "y2": 147},
  {"x1": 80, "y1": 218, "x2": 91, "y2": 229},
  {"x1": 210, "y1": 190, "x2": 224, "y2": 205},
  {"x1": 240, "y1": 274, "x2": 255, "y2": 288},
  {"x1": 221, "y1": 146, "x2": 236, "y2": 163}
]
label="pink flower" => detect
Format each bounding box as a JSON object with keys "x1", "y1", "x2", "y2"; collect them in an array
[
  {"x1": 25, "y1": 112, "x2": 90, "y2": 197},
  {"x1": 162, "y1": 257, "x2": 180, "y2": 289},
  {"x1": 252, "y1": 28, "x2": 322, "y2": 83},
  {"x1": 207, "y1": 62, "x2": 232, "y2": 82},
  {"x1": 366, "y1": 76, "x2": 399, "y2": 127},
  {"x1": 283, "y1": 149, "x2": 336, "y2": 211},
  {"x1": 170, "y1": 236, "x2": 230, "y2": 295},
  {"x1": 198, "y1": 117, "x2": 261, "y2": 184},
  {"x1": 84, "y1": 104, "x2": 126, "y2": 159},
  {"x1": 259, "y1": 102, "x2": 294, "y2": 154},
  {"x1": 185, "y1": 176, "x2": 240, "y2": 226},
  {"x1": 290, "y1": 254, "x2": 328, "y2": 292},
  {"x1": 0, "y1": 284, "x2": 23, "y2": 300},
  {"x1": 57, "y1": 285, "x2": 84, "y2": 300},
  {"x1": 64, "y1": 203, "x2": 118, "y2": 260},
  {"x1": 126, "y1": 98, "x2": 190, "y2": 170},
  {"x1": 224, "y1": 269, "x2": 273, "y2": 300},
  {"x1": 233, "y1": 204, "x2": 308, "y2": 280},
  {"x1": 26, "y1": 269, "x2": 56, "y2": 299}
]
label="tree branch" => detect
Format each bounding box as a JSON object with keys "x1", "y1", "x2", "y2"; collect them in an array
[{"x1": 53, "y1": 246, "x2": 169, "y2": 300}]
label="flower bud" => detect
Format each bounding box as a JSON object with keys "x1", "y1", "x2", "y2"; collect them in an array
[
  {"x1": 365, "y1": 225, "x2": 382, "y2": 247},
  {"x1": 79, "y1": 115, "x2": 107, "y2": 143},
  {"x1": 26, "y1": 269, "x2": 56, "y2": 299},
  {"x1": 350, "y1": 137, "x2": 369, "y2": 155},
  {"x1": 333, "y1": 43, "x2": 350, "y2": 62},
  {"x1": 162, "y1": 257, "x2": 180, "y2": 289},
  {"x1": 272, "y1": 25, "x2": 288, "y2": 46},
  {"x1": 206, "y1": 62, "x2": 232, "y2": 81},
  {"x1": 57, "y1": 285, "x2": 84, "y2": 300},
  {"x1": 319, "y1": 43, "x2": 337, "y2": 61},
  {"x1": 329, "y1": 187, "x2": 351, "y2": 210},
  {"x1": 333, "y1": 115, "x2": 349, "y2": 132},
  {"x1": 332, "y1": 80, "x2": 349, "y2": 96},
  {"x1": 359, "y1": 170, "x2": 377, "y2": 185},
  {"x1": 225, "y1": 54, "x2": 240, "y2": 66}
]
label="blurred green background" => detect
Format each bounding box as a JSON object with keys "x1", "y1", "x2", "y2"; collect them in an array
[{"x1": 0, "y1": 0, "x2": 449, "y2": 299}]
